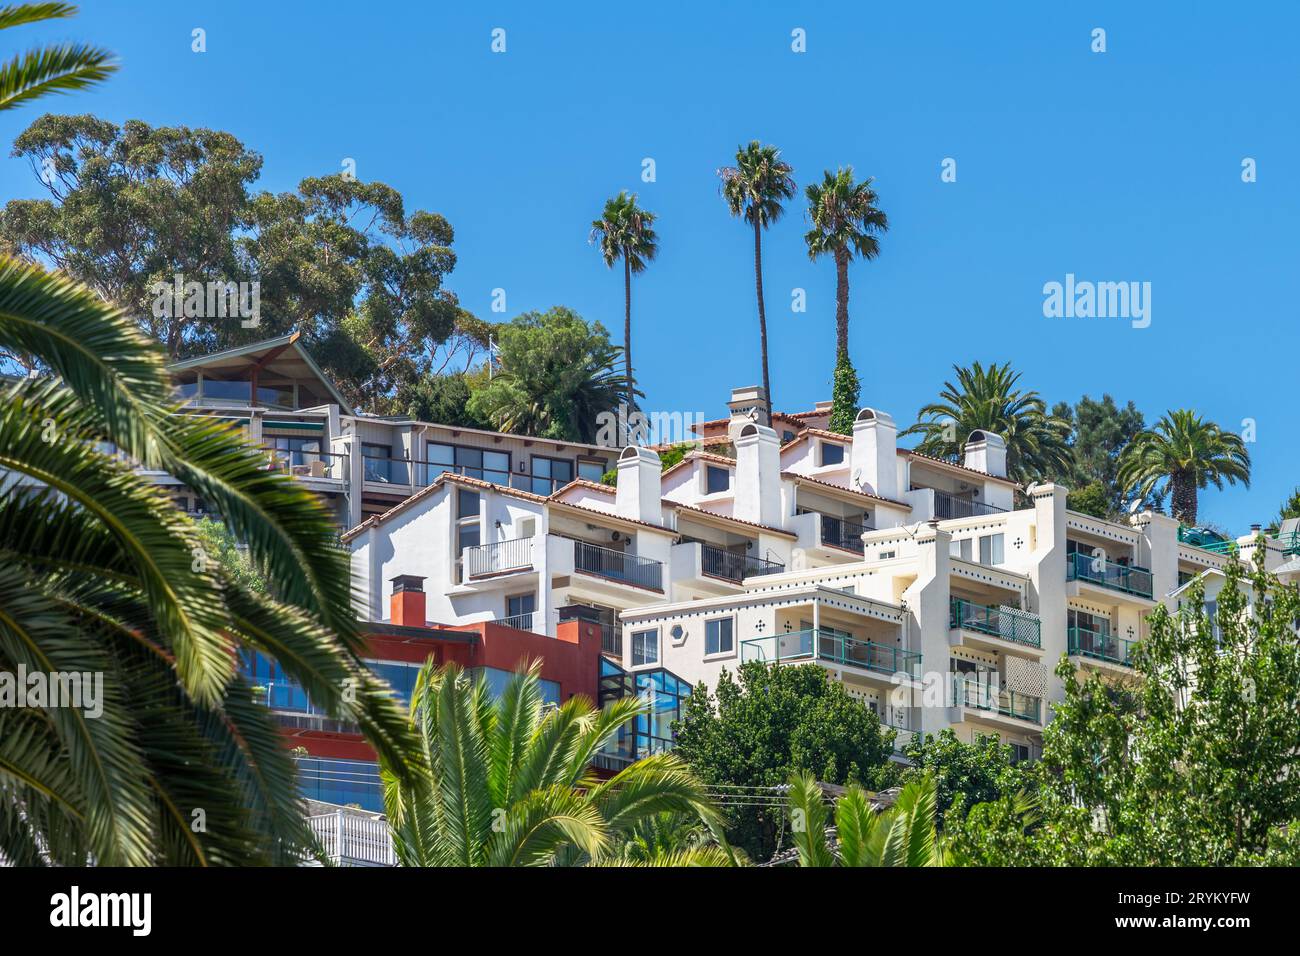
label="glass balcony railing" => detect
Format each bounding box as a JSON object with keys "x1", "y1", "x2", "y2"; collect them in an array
[
  {"x1": 1068, "y1": 625, "x2": 1138, "y2": 667},
  {"x1": 265, "y1": 447, "x2": 349, "y2": 481},
  {"x1": 699, "y1": 543, "x2": 785, "y2": 582},
  {"x1": 741, "y1": 629, "x2": 921, "y2": 679},
  {"x1": 1066, "y1": 551, "x2": 1154, "y2": 599},
  {"x1": 949, "y1": 598, "x2": 1042, "y2": 648}
]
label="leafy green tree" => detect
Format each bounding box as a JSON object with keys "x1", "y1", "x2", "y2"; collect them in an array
[
  {"x1": 1052, "y1": 394, "x2": 1148, "y2": 515},
  {"x1": 0, "y1": 260, "x2": 416, "y2": 865},
  {"x1": 467, "y1": 306, "x2": 627, "y2": 443},
  {"x1": 901, "y1": 729, "x2": 1025, "y2": 830},
  {"x1": 672, "y1": 661, "x2": 898, "y2": 861},
  {"x1": 398, "y1": 368, "x2": 492, "y2": 429},
  {"x1": 1117, "y1": 408, "x2": 1250, "y2": 525},
  {"x1": 590, "y1": 191, "x2": 657, "y2": 401},
  {"x1": 193, "y1": 516, "x2": 266, "y2": 594},
  {"x1": 0, "y1": 4, "x2": 114, "y2": 113},
  {"x1": 786, "y1": 771, "x2": 946, "y2": 867},
  {"x1": 1267, "y1": 486, "x2": 1300, "y2": 534},
  {"x1": 0, "y1": 116, "x2": 460, "y2": 410},
  {"x1": 599, "y1": 442, "x2": 692, "y2": 486},
  {"x1": 803, "y1": 167, "x2": 887, "y2": 361},
  {"x1": 901, "y1": 361, "x2": 1072, "y2": 484},
  {"x1": 1066, "y1": 479, "x2": 1110, "y2": 519},
  {"x1": 382, "y1": 662, "x2": 720, "y2": 867},
  {"x1": 948, "y1": 551, "x2": 1300, "y2": 866},
  {"x1": 718, "y1": 141, "x2": 796, "y2": 420}
]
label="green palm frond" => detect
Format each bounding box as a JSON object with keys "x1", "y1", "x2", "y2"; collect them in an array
[
  {"x1": 787, "y1": 771, "x2": 836, "y2": 867},
  {"x1": 0, "y1": 5, "x2": 115, "y2": 114},
  {"x1": 590, "y1": 191, "x2": 658, "y2": 273}
]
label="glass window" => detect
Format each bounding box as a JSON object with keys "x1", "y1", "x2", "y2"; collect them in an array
[
  {"x1": 979, "y1": 533, "x2": 1005, "y2": 566},
  {"x1": 482, "y1": 450, "x2": 509, "y2": 484},
  {"x1": 821, "y1": 441, "x2": 845, "y2": 466},
  {"x1": 949, "y1": 538, "x2": 973, "y2": 560},
  {"x1": 507, "y1": 593, "x2": 535, "y2": 617},
  {"x1": 457, "y1": 522, "x2": 480, "y2": 552},
  {"x1": 532, "y1": 456, "x2": 574, "y2": 494},
  {"x1": 578, "y1": 459, "x2": 606, "y2": 482},
  {"x1": 632, "y1": 629, "x2": 659, "y2": 666},
  {"x1": 706, "y1": 465, "x2": 730, "y2": 494},
  {"x1": 457, "y1": 488, "x2": 479, "y2": 519},
  {"x1": 705, "y1": 617, "x2": 734, "y2": 655}
]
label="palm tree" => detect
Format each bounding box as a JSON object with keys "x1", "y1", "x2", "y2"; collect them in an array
[
  {"x1": 900, "y1": 361, "x2": 1073, "y2": 484},
  {"x1": 382, "y1": 661, "x2": 721, "y2": 866},
  {"x1": 0, "y1": 3, "x2": 116, "y2": 112},
  {"x1": 804, "y1": 167, "x2": 888, "y2": 361},
  {"x1": 785, "y1": 771, "x2": 948, "y2": 867},
  {"x1": 0, "y1": 262, "x2": 418, "y2": 865},
  {"x1": 1117, "y1": 409, "x2": 1250, "y2": 526},
  {"x1": 718, "y1": 141, "x2": 796, "y2": 421},
  {"x1": 590, "y1": 191, "x2": 658, "y2": 402}
]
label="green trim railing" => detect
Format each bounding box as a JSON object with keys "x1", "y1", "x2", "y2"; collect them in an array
[
  {"x1": 1067, "y1": 625, "x2": 1138, "y2": 667},
  {"x1": 1276, "y1": 530, "x2": 1300, "y2": 555},
  {"x1": 949, "y1": 598, "x2": 1041, "y2": 648},
  {"x1": 741, "y1": 629, "x2": 921, "y2": 679},
  {"x1": 955, "y1": 678, "x2": 1041, "y2": 723},
  {"x1": 1066, "y1": 551, "x2": 1154, "y2": 599},
  {"x1": 1177, "y1": 526, "x2": 1238, "y2": 554}
]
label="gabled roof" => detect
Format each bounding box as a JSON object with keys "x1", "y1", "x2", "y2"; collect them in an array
[
  {"x1": 782, "y1": 471, "x2": 911, "y2": 510},
  {"x1": 778, "y1": 427, "x2": 852, "y2": 453},
  {"x1": 900, "y1": 448, "x2": 1018, "y2": 487},
  {"x1": 661, "y1": 450, "x2": 737, "y2": 480},
  {"x1": 667, "y1": 501, "x2": 798, "y2": 539},
  {"x1": 168, "y1": 330, "x2": 356, "y2": 415}
]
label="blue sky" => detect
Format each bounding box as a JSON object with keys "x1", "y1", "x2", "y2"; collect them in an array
[{"x1": 2, "y1": 1, "x2": 1296, "y2": 532}]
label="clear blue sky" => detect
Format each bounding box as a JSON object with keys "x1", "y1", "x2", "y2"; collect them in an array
[{"x1": 3, "y1": 1, "x2": 1296, "y2": 533}]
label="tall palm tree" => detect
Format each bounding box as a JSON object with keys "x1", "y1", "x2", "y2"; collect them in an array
[
  {"x1": 1117, "y1": 409, "x2": 1250, "y2": 525},
  {"x1": 804, "y1": 167, "x2": 888, "y2": 361},
  {"x1": 382, "y1": 661, "x2": 721, "y2": 866},
  {"x1": 590, "y1": 191, "x2": 657, "y2": 402},
  {"x1": 0, "y1": 3, "x2": 115, "y2": 112},
  {"x1": 718, "y1": 141, "x2": 796, "y2": 421},
  {"x1": 786, "y1": 771, "x2": 948, "y2": 867},
  {"x1": 0, "y1": 262, "x2": 418, "y2": 865},
  {"x1": 900, "y1": 361, "x2": 1073, "y2": 485}
]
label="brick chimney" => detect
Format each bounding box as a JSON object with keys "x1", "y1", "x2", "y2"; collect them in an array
[{"x1": 390, "y1": 575, "x2": 427, "y2": 627}]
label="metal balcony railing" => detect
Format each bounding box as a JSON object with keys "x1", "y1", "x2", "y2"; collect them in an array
[
  {"x1": 949, "y1": 598, "x2": 1042, "y2": 648},
  {"x1": 1067, "y1": 625, "x2": 1137, "y2": 667},
  {"x1": 497, "y1": 611, "x2": 535, "y2": 632},
  {"x1": 928, "y1": 488, "x2": 1007, "y2": 520},
  {"x1": 699, "y1": 543, "x2": 785, "y2": 582},
  {"x1": 955, "y1": 678, "x2": 1041, "y2": 723},
  {"x1": 600, "y1": 623, "x2": 622, "y2": 657},
  {"x1": 741, "y1": 629, "x2": 921, "y2": 679},
  {"x1": 464, "y1": 537, "x2": 534, "y2": 578},
  {"x1": 573, "y1": 540, "x2": 663, "y2": 591},
  {"x1": 819, "y1": 514, "x2": 872, "y2": 554},
  {"x1": 1066, "y1": 551, "x2": 1154, "y2": 599}
]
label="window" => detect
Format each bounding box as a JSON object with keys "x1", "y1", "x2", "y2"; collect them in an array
[
  {"x1": 578, "y1": 458, "x2": 607, "y2": 482},
  {"x1": 979, "y1": 533, "x2": 1005, "y2": 566},
  {"x1": 426, "y1": 442, "x2": 510, "y2": 485},
  {"x1": 1008, "y1": 742, "x2": 1031, "y2": 764},
  {"x1": 455, "y1": 488, "x2": 480, "y2": 570},
  {"x1": 782, "y1": 430, "x2": 796, "y2": 443},
  {"x1": 457, "y1": 488, "x2": 479, "y2": 519},
  {"x1": 506, "y1": 593, "x2": 536, "y2": 629},
  {"x1": 949, "y1": 537, "x2": 973, "y2": 560},
  {"x1": 632, "y1": 629, "x2": 659, "y2": 666},
  {"x1": 532, "y1": 456, "x2": 574, "y2": 494},
  {"x1": 820, "y1": 441, "x2": 845, "y2": 466},
  {"x1": 705, "y1": 617, "x2": 734, "y2": 655},
  {"x1": 705, "y1": 465, "x2": 730, "y2": 494},
  {"x1": 363, "y1": 442, "x2": 401, "y2": 483}
]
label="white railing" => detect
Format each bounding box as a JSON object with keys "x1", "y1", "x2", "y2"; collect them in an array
[
  {"x1": 464, "y1": 537, "x2": 534, "y2": 578},
  {"x1": 307, "y1": 808, "x2": 396, "y2": 867}
]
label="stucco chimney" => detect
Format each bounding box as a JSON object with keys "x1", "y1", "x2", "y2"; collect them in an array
[
  {"x1": 851, "y1": 408, "x2": 899, "y2": 500},
  {"x1": 734, "y1": 422, "x2": 782, "y2": 526},
  {"x1": 615, "y1": 445, "x2": 663, "y2": 525},
  {"x1": 726, "y1": 385, "x2": 769, "y2": 440},
  {"x1": 390, "y1": 575, "x2": 426, "y2": 627},
  {"x1": 963, "y1": 430, "x2": 1007, "y2": 478}
]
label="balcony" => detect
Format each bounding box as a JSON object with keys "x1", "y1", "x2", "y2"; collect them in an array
[
  {"x1": 949, "y1": 598, "x2": 1041, "y2": 648},
  {"x1": 1068, "y1": 625, "x2": 1137, "y2": 668},
  {"x1": 570, "y1": 539, "x2": 664, "y2": 591},
  {"x1": 497, "y1": 611, "x2": 536, "y2": 632},
  {"x1": 741, "y1": 629, "x2": 921, "y2": 680},
  {"x1": 265, "y1": 447, "x2": 349, "y2": 484},
  {"x1": 818, "y1": 513, "x2": 872, "y2": 554},
  {"x1": 306, "y1": 806, "x2": 395, "y2": 867},
  {"x1": 464, "y1": 537, "x2": 534, "y2": 579},
  {"x1": 360, "y1": 458, "x2": 577, "y2": 496},
  {"x1": 699, "y1": 543, "x2": 785, "y2": 583},
  {"x1": 1177, "y1": 525, "x2": 1237, "y2": 554},
  {"x1": 1066, "y1": 551, "x2": 1154, "y2": 599},
  {"x1": 927, "y1": 488, "x2": 1007, "y2": 520},
  {"x1": 956, "y1": 678, "x2": 1041, "y2": 724}
]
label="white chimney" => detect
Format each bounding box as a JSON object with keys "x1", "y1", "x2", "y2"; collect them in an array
[
  {"x1": 734, "y1": 422, "x2": 782, "y2": 526},
  {"x1": 615, "y1": 445, "x2": 663, "y2": 524},
  {"x1": 726, "y1": 385, "x2": 769, "y2": 441},
  {"x1": 851, "y1": 408, "x2": 899, "y2": 500},
  {"x1": 963, "y1": 430, "x2": 1007, "y2": 478}
]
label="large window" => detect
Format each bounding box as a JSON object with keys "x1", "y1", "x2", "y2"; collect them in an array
[
  {"x1": 267, "y1": 434, "x2": 320, "y2": 467},
  {"x1": 427, "y1": 441, "x2": 509, "y2": 485},
  {"x1": 705, "y1": 617, "x2": 734, "y2": 655},
  {"x1": 456, "y1": 488, "x2": 480, "y2": 560},
  {"x1": 363, "y1": 442, "x2": 407, "y2": 483},
  {"x1": 578, "y1": 458, "x2": 607, "y2": 482},
  {"x1": 820, "y1": 441, "x2": 845, "y2": 466},
  {"x1": 632, "y1": 629, "x2": 659, "y2": 666},
  {"x1": 532, "y1": 456, "x2": 574, "y2": 495}
]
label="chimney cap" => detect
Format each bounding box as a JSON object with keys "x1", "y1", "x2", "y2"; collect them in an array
[{"x1": 390, "y1": 574, "x2": 426, "y2": 594}]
